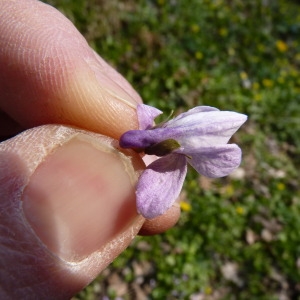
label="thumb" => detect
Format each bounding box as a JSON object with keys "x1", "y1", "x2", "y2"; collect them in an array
[{"x1": 0, "y1": 125, "x2": 144, "y2": 298}]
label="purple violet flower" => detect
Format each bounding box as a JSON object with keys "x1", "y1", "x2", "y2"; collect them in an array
[{"x1": 120, "y1": 104, "x2": 247, "y2": 219}]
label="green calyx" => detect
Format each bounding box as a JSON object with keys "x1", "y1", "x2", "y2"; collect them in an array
[{"x1": 144, "y1": 139, "x2": 181, "y2": 157}]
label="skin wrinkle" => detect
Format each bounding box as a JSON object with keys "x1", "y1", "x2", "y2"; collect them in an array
[
  {"x1": 0, "y1": 155, "x2": 48, "y2": 293},
  {"x1": 0, "y1": 125, "x2": 145, "y2": 297},
  {"x1": 0, "y1": 0, "x2": 140, "y2": 139},
  {"x1": 0, "y1": 1, "x2": 183, "y2": 296},
  {"x1": 90, "y1": 49, "x2": 143, "y2": 105},
  {"x1": 1, "y1": 4, "x2": 132, "y2": 131}
]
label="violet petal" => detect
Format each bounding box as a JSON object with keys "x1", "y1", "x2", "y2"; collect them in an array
[
  {"x1": 136, "y1": 153, "x2": 187, "y2": 219},
  {"x1": 119, "y1": 129, "x2": 162, "y2": 149},
  {"x1": 137, "y1": 104, "x2": 162, "y2": 130},
  {"x1": 164, "y1": 111, "x2": 247, "y2": 148},
  {"x1": 120, "y1": 107, "x2": 247, "y2": 150},
  {"x1": 166, "y1": 106, "x2": 220, "y2": 125},
  {"x1": 186, "y1": 144, "x2": 242, "y2": 178},
  {"x1": 121, "y1": 110, "x2": 246, "y2": 149}
]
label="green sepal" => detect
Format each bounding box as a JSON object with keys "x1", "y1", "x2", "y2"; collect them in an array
[
  {"x1": 152, "y1": 110, "x2": 174, "y2": 129},
  {"x1": 145, "y1": 139, "x2": 181, "y2": 157}
]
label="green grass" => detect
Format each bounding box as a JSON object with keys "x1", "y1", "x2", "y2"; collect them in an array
[{"x1": 44, "y1": 0, "x2": 300, "y2": 298}]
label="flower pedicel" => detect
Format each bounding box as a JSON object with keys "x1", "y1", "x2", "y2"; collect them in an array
[{"x1": 120, "y1": 104, "x2": 247, "y2": 219}]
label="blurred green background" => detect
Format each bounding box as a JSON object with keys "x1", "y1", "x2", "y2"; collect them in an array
[{"x1": 44, "y1": 0, "x2": 300, "y2": 299}]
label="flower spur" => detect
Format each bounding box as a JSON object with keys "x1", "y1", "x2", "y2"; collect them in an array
[{"x1": 120, "y1": 104, "x2": 247, "y2": 219}]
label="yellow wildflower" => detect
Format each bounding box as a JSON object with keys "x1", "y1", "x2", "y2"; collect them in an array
[
  {"x1": 277, "y1": 183, "x2": 286, "y2": 191},
  {"x1": 225, "y1": 185, "x2": 234, "y2": 197},
  {"x1": 257, "y1": 44, "x2": 265, "y2": 52},
  {"x1": 290, "y1": 68, "x2": 298, "y2": 77},
  {"x1": 295, "y1": 87, "x2": 300, "y2": 93},
  {"x1": 204, "y1": 286, "x2": 213, "y2": 295},
  {"x1": 236, "y1": 206, "x2": 245, "y2": 215},
  {"x1": 240, "y1": 71, "x2": 248, "y2": 80},
  {"x1": 262, "y1": 79, "x2": 273, "y2": 88},
  {"x1": 219, "y1": 27, "x2": 228, "y2": 37},
  {"x1": 195, "y1": 51, "x2": 203, "y2": 60},
  {"x1": 254, "y1": 93, "x2": 262, "y2": 102},
  {"x1": 277, "y1": 77, "x2": 285, "y2": 84},
  {"x1": 180, "y1": 201, "x2": 191, "y2": 212},
  {"x1": 191, "y1": 24, "x2": 200, "y2": 33},
  {"x1": 228, "y1": 47, "x2": 235, "y2": 56},
  {"x1": 252, "y1": 82, "x2": 260, "y2": 90},
  {"x1": 276, "y1": 40, "x2": 288, "y2": 53},
  {"x1": 295, "y1": 53, "x2": 300, "y2": 62},
  {"x1": 280, "y1": 69, "x2": 288, "y2": 77}
]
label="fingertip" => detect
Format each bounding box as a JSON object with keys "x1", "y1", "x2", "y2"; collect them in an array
[
  {"x1": 138, "y1": 205, "x2": 181, "y2": 236},
  {"x1": 0, "y1": 0, "x2": 141, "y2": 139}
]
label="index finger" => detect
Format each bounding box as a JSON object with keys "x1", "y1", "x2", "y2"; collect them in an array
[{"x1": 0, "y1": 0, "x2": 141, "y2": 139}]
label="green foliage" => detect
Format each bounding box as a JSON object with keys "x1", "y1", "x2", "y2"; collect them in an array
[{"x1": 44, "y1": 0, "x2": 300, "y2": 298}]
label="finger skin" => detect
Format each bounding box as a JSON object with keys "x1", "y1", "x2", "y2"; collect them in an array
[
  {"x1": 0, "y1": 125, "x2": 145, "y2": 299},
  {"x1": 0, "y1": 0, "x2": 141, "y2": 139},
  {"x1": 139, "y1": 205, "x2": 181, "y2": 235},
  {"x1": 0, "y1": 0, "x2": 181, "y2": 235},
  {"x1": 0, "y1": 2, "x2": 181, "y2": 296}
]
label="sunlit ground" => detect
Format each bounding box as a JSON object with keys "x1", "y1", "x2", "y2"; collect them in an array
[{"x1": 45, "y1": 0, "x2": 300, "y2": 298}]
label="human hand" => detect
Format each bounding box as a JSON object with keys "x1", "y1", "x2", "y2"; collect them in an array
[{"x1": 0, "y1": 1, "x2": 179, "y2": 298}]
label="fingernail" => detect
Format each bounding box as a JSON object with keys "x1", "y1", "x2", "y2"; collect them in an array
[{"x1": 22, "y1": 136, "x2": 138, "y2": 262}]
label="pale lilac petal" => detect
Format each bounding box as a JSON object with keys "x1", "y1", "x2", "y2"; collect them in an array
[
  {"x1": 186, "y1": 144, "x2": 242, "y2": 178},
  {"x1": 121, "y1": 110, "x2": 246, "y2": 149},
  {"x1": 166, "y1": 106, "x2": 219, "y2": 125},
  {"x1": 121, "y1": 106, "x2": 247, "y2": 151},
  {"x1": 167, "y1": 110, "x2": 246, "y2": 133},
  {"x1": 142, "y1": 154, "x2": 159, "y2": 167},
  {"x1": 137, "y1": 104, "x2": 162, "y2": 130},
  {"x1": 136, "y1": 154, "x2": 187, "y2": 219},
  {"x1": 164, "y1": 111, "x2": 247, "y2": 148}
]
